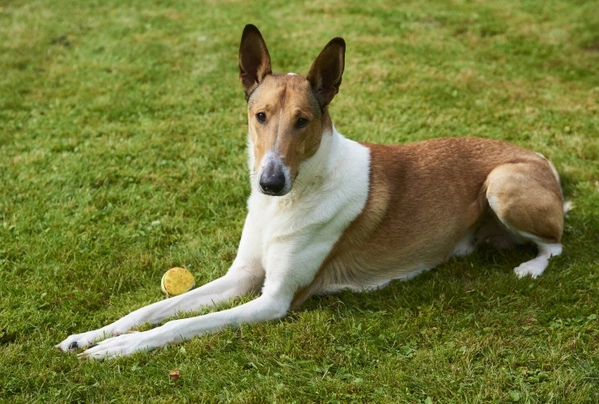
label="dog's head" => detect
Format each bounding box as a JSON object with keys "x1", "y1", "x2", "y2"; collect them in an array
[{"x1": 239, "y1": 24, "x2": 345, "y2": 196}]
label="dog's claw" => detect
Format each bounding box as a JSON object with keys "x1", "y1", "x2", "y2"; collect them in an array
[
  {"x1": 68, "y1": 341, "x2": 79, "y2": 350},
  {"x1": 77, "y1": 351, "x2": 91, "y2": 359}
]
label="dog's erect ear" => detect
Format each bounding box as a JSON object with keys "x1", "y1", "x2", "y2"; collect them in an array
[
  {"x1": 239, "y1": 24, "x2": 272, "y2": 99},
  {"x1": 307, "y1": 37, "x2": 346, "y2": 108}
]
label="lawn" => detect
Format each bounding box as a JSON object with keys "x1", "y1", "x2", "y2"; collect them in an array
[{"x1": 1, "y1": 0, "x2": 598, "y2": 402}]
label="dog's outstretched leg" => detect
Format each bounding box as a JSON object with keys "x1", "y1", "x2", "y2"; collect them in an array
[
  {"x1": 56, "y1": 217, "x2": 265, "y2": 352},
  {"x1": 78, "y1": 290, "x2": 291, "y2": 359},
  {"x1": 55, "y1": 266, "x2": 263, "y2": 352}
]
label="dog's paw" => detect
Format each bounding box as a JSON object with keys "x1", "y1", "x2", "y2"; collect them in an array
[
  {"x1": 55, "y1": 329, "x2": 115, "y2": 352},
  {"x1": 77, "y1": 332, "x2": 152, "y2": 360},
  {"x1": 513, "y1": 258, "x2": 548, "y2": 279}
]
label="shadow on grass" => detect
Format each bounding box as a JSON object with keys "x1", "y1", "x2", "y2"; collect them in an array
[{"x1": 299, "y1": 243, "x2": 544, "y2": 316}]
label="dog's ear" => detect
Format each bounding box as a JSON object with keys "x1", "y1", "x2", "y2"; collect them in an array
[
  {"x1": 239, "y1": 24, "x2": 272, "y2": 100},
  {"x1": 307, "y1": 37, "x2": 345, "y2": 108}
]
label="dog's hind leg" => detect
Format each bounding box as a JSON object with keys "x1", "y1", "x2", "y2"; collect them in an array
[
  {"x1": 485, "y1": 160, "x2": 565, "y2": 278},
  {"x1": 512, "y1": 238, "x2": 563, "y2": 278}
]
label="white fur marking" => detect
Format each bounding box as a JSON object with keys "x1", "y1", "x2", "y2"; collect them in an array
[
  {"x1": 514, "y1": 241, "x2": 562, "y2": 279},
  {"x1": 563, "y1": 201, "x2": 574, "y2": 214}
]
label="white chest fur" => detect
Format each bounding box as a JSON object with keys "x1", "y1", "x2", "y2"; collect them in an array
[{"x1": 243, "y1": 128, "x2": 371, "y2": 296}]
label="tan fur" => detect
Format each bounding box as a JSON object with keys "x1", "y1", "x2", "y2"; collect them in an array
[
  {"x1": 247, "y1": 74, "x2": 330, "y2": 180},
  {"x1": 292, "y1": 137, "x2": 564, "y2": 308},
  {"x1": 485, "y1": 162, "x2": 564, "y2": 240}
]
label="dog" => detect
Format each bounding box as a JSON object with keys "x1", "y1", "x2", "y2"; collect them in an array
[{"x1": 56, "y1": 24, "x2": 567, "y2": 359}]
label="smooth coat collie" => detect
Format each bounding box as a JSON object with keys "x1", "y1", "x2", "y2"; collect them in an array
[{"x1": 57, "y1": 25, "x2": 566, "y2": 359}]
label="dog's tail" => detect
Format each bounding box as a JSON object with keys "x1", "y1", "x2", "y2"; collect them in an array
[{"x1": 563, "y1": 200, "x2": 574, "y2": 214}]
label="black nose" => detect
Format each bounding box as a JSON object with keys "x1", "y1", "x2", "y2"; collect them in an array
[{"x1": 259, "y1": 161, "x2": 287, "y2": 195}]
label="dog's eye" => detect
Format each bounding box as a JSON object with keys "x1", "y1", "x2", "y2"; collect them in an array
[
  {"x1": 296, "y1": 117, "x2": 308, "y2": 129},
  {"x1": 256, "y1": 112, "x2": 266, "y2": 123}
]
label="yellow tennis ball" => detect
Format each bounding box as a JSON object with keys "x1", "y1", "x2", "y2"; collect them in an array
[{"x1": 161, "y1": 267, "x2": 195, "y2": 297}]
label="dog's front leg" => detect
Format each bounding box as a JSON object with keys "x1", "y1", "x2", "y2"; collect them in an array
[
  {"x1": 76, "y1": 234, "x2": 332, "y2": 359},
  {"x1": 78, "y1": 290, "x2": 291, "y2": 359},
  {"x1": 56, "y1": 267, "x2": 262, "y2": 352},
  {"x1": 56, "y1": 216, "x2": 265, "y2": 352}
]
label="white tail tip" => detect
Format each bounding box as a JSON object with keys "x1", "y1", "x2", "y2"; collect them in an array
[{"x1": 563, "y1": 200, "x2": 574, "y2": 214}]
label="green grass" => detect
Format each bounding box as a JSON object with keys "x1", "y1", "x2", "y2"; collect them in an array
[{"x1": 1, "y1": 0, "x2": 598, "y2": 402}]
